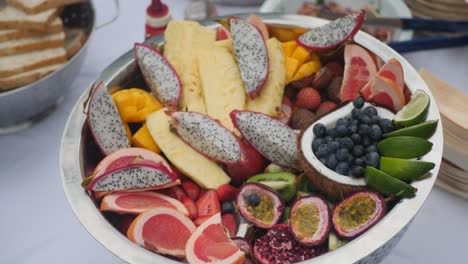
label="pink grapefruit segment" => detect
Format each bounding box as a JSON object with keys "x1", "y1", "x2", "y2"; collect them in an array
[
  {"x1": 128, "y1": 207, "x2": 196, "y2": 258},
  {"x1": 369, "y1": 76, "x2": 406, "y2": 111},
  {"x1": 186, "y1": 213, "x2": 245, "y2": 264},
  {"x1": 362, "y1": 58, "x2": 404, "y2": 100},
  {"x1": 100, "y1": 191, "x2": 189, "y2": 215}
]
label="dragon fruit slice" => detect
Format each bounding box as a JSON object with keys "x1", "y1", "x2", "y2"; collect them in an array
[
  {"x1": 168, "y1": 111, "x2": 243, "y2": 165},
  {"x1": 297, "y1": 11, "x2": 366, "y2": 52},
  {"x1": 84, "y1": 158, "x2": 179, "y2": 192},
  {"x1": 230, "y1": 110, "x2": 299, "y2": 168},
  {"x1": 230, "y1": 17, "x2": 269, "y2": 99},
  {"x1": 87, "y1": 82, "x2": 131, "y2": 155},
  {"x1": 134, "y1": 43, "x2": 181, "y2": 109}
]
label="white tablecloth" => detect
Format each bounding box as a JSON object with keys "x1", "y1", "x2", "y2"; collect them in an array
[{"x1": 1, "y1": 1, "x2": 467, "y2": 263}]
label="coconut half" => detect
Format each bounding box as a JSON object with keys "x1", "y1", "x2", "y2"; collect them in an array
[{"x1": 299, "y1": 102, "x2": 395, "y2": 201}]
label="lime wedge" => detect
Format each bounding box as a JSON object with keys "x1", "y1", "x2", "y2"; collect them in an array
[
  {"x1": 365, "y1": 166, "x2": 417, "y2": 198},
  {"x1": 383, "y1": 120, "x2": 438, "y2": 139},
  {"x1": 394, "y1": 89, "x2": 430, "y2": 127},
  {"x1": 377, "y1": 136, "x2": 432, "y2": 159},
  {"x1": 380, "y1": 157, "x2": 435, "y2": 182}
]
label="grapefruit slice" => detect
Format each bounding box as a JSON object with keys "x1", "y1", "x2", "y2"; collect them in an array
[
  {"x1": 185, "y1": 213, "x2": 245, "y2": 264},
  {"x1": 128, "y1": 207, "x2": 196, "y2": 258},
  {"x1": 100, "y1": 191, "x2": 189, "y2": 215},
  {"x1": 339, "y1": 44, "x2": 377, "y2": 101},
  {"x1": 368, "y1": 76, "x2": 406, "y2": 111},
  {"x1": 362, "y1": 58, "x2": 404, "y2": 99}
]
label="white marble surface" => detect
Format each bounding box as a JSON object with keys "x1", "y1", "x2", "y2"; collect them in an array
[{"x1": 0, "y1": 1, "x2": 467, "y2": 263}]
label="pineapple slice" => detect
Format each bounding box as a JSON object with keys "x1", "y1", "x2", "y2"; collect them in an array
[
  {"x1": 163, "y1": 20, "x2": 216, "y2": 113},
  {"x1": 146, "y1": 109, "x2": 231, "y2": 189},
  {"x1": 197, "y1": 39, "x2": 246, "y2": 133},
  {"x1": 132, "y1": 124, "x2": 161, "y2": 153},
  {"x1": 247, "y1": 38, "x2": 286, "y2": 117}
]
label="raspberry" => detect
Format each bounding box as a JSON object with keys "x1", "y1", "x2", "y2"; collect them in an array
[
  {"x1": 295, "y1": 87, "x2": 321, "y2": 110},
  {"x1": 316, "y1": 101, "x2": 337, "y2": 116}
]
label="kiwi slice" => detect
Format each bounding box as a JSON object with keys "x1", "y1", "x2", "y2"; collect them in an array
[{"x1": 247, "y1": 172, "x2": 297, "y2": 202}]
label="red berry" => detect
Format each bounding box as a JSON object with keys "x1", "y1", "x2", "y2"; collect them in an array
[
  {"x1": 316, "y1": 101, "x2": 337, "y2": 116},
  {"x1": 194, "y1": 215, "x2": 211, "y2": 226},
  {"x1": 182, "y1": 181, "x2": 201, "y2": 201},
  {"x1": 159, "y1": 186, "x2": 187, "y2": 201},
  {"x1": 222, "y1": 213, "x2": 238, "y2": 237},
  {"x1": 196, "y1": 190, "x2": 221, "y2": 217},
  {"x1": 295, "y1": 87, "x2": 321, "y2": 110},
  {"x1": 182, "y1": 197, "x2": 198, "y2": 220},
  {"x1": 216, "y1": 184, "x2": 240, "y2": 203}
]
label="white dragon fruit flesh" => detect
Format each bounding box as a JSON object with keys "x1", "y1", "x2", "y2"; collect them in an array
[
  {"x1": 230, "y1": 110, "x2": 299, "y2": 169},
  {"x1": 230, "y1": 17, "x2": 269, "y2": 99},
  {"x1": 297, "y1": 11, "x2": 366, "y2": 52},
  {"x1": 134, "y1": 43, "x2": 181, "y2": 109},
  {"x1": 87, "y1": 82, "x2": 131, "y2": 155},
  {"x1": 169, "y1": 111, "x2": 243, "y2": 165},
  {"x1": 85, "y1": 159, "x2": 179, "y2": 192}
]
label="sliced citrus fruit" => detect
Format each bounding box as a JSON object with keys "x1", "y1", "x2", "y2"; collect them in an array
[
  {"x1": 380, "y1": 157, "x2": 435, "y2": 182},
  {"x1": 100, "y1": 191, "x2": 189, "y2": 215},
  {"x1": 365, "y1": 166, "x2": 417, "y2": 198},
  {"x1": 185, "y1": 213, "x2": 245, "y2": 264},
  {"x1": 368, "y1": 76, "x2": 406, "y2": 111},
  {"x1": 393, "y1": 89, "x2": 430, "y2": 127},
  {"x1": 384, "y1": 120, "x2": 438, "y2": 139},
  {"x1": 377, "y1": 136, "x2": 432, "y2": 159},
  {"x1": 128, "y1": 207, "x2": 196, "y2": 258}
]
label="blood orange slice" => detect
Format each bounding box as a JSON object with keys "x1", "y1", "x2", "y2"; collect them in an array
[
  {"x1": 185, "y1": 213, "x2": 245, "y2": 264},
  {"x1": 100, "y1": 191, "x2": 189, "y2": 215},
  {"x1": 128, "y1": 207, "x2": 196, "y2": 258}
]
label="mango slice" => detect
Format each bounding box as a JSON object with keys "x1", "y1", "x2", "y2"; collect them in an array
[
  {"x1": 132, "y1": 124, "x2": 161, "y2": 153},
  {"x1": 292, "y1": 60, "x2": 321, "y2": 81},
  {"x1": 282, "y1": 41, "x2": 298, "y2": 57},
  {"x1": 292, "y1": 46, "x2": 310, "y2": 65},
  {"x1": 112, "y1": 88, "x2": 163, "y2": 123},
  {"x1": 285, "y1": 57, "x2": 300, "y2": 83}
]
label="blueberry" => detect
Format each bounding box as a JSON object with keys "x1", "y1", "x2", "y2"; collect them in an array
[
  {"x1": 327, "y1": 127, "x2": 337, "y2": 138},
  {"x1": 313, "y1": 123, "x2": 326, "y2": 138},
  {"x1": 336, "y1": 148, "x2": 350, "y2": 161},
  {"x1": 320, "y1": 157, "x2": 328, "y2": 165},
  {"x1": 336, "y1": 125, "x2": 348, "y2": 136},
  {"x1": 336, "y1": 162, "x2": 350, "y2": 175},
  {"x1": 312, "y1": 138, "x2": 324, "y2": 151},
  {"x1": 316, "y1": 144, "x2": 329, "y2": 158},
  {"x1": 351, "y1": 166, "x2": 365, "y2": 177},
  {"x1": 354, "y1": 157, "x2": 365, "y2": 166},
  {"x1": 353, "y1": 96, "x2": 365, "y2": 109},
  {"x1": 347, "y1": 155, "x2": 354, "y2": 164},
  {"x1": 379, "y1": 119, "x2": 398, "y2": 134},
  {"x1": 352, "y1": 145, "x2": 365, "y2": 157},
  {"x1": 351, "y1": 133, "x2": 361, "y2": 144},
  {"x1": 222, "y1": 202, "x2": 235, "y2": 214},
  {"x1": 326, "y1": 154, "x2": 338, "y2": 169},
  {"x1": 369, "y1": 124, "x2": 382, "y2": 140},
  {"x1": 351, "y1": 119, "x2": 359, "y2": 126},
  {"x1": 359, "y1": 124, "x2": 370, "y2": 135},
  {"x1": 365, "y1": 152, "x2": 380, "y2": 168},
  {"x1": 336, "y1": 118, "x2": 348, "y2": 127},
  {"x1": 327, "y1": 141, "x2": 340, "y2": 152},
  {"x1": 366, "y1": 144, "x2": 378, "y2": 153},
  {"x1": 324, "y1": 136, "x2": 334, "y2": 143},
  {"x1": 371, "y1": 115, "x2": 380, "y2": 124},
  {"x1": 362, "y1": 136, "x2": 372, "y2": 147},
  {"x1": 348, "y1": 125, "x2": 358, "y2": 134},
  {"x1": 247, "y1": 194, "x2": 261, "y2": 207},
  {"x1": 363, "y1": 106, "x2": 378, "y2": 116},
  {"x1": 339, "y1": 137, "x2": 354, "y2": 150},
  {"x1": 359, "y1": 114, "x2": 372, "y2": 125}
]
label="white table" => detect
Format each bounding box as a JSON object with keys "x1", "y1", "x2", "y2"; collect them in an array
[{"x1": 1, "y1": 1, "x2": 467, "y2": 263}]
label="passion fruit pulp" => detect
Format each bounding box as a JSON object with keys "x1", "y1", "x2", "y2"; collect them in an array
[{"x1": 236, "y1": 183, "x2": 283, "y2": 229}]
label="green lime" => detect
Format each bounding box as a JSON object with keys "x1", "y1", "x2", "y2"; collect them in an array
[
  {"x1": 365, "y1": 166, "x2": 417, "y2": 198},
  {"x1": 394, "y1": 89, "x2": 430, "y2": 127},
  {"x1": 377, "y1": 136, "x2": 432, "y2": 159},
  {"x1": 380, "y1": 157, "x2": 435, "y2": 182},
  {"x1": 384, "y1": 120, "x2": 438, "y2": 139}
]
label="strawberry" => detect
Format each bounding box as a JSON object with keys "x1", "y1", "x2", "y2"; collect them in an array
[
  {"x1": 216, "y1": 184, "x2": 239, "y2": 203},
  {"x1": 196, "y1": 190, "x2": 221, "y2": 217},
  {"x1": 182, "y1": 181, "x2": 201, "y2": 201},
  {"x1": 193, "y1": 215, "x2": 212, "y2": 226},
  {"x1": 221, "y1": 213, "x2": 237, "y2": 237},
  {"x1": 161, "y1": 186, "x2": 187, "y2": 201},
  {"x1": 295, "y1": 87, "x2": 321, "y2": 110},
  {"x1": 316, "y1": 101, "x2": 337, "y2": 116},
  {"x1": 182, "y1": 197, "x2": 198, "y2": 220}
]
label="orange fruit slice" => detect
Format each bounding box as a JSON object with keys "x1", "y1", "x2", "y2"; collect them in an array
[
  {"x1": 100, "y1": 191, "x2": 189, "y2": 215},
  {"x1": 128, "y1": 207, "x2": 196, "y2": 258},
  {"x1": 185, "y1": 213, "x2": 245, "y2": 264}
]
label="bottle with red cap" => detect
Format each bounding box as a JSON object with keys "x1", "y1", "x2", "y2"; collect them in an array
[{"x1": 145, "y1": 0, "x2": 172, "y2": 40}]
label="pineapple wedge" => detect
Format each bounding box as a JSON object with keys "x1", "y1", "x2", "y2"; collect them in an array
[
  {"x1": 198, "y1": 39, "x2": 246, "y2": 133},
  {"x1": 146, "y1": 109, "x2": 230, "y2": 189},
  {"x1": 164, "y1": 21, "x2": 216, "y2": 113},
  {"x1": 247, "y1": 38, "x2": 286, "y2": 117}
]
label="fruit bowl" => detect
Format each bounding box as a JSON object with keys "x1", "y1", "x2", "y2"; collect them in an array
[{"x1": 60, "y1": 13, "x2": 443, "y2": 264}]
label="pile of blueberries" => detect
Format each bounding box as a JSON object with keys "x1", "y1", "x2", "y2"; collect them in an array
[{"x1": 312, "y1": 97, "x2": 398, "y2": 177}]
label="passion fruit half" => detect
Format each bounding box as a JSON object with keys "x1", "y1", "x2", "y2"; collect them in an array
[
  {"x1": 289, "y1": 195, "x2": 330, "y2": 246},
  {"x1": 332, "y1": 191, "x2": 386, "y2": 239},
  {"x1": 236, "y1": 183, "x2": 283, "y2": 229}
]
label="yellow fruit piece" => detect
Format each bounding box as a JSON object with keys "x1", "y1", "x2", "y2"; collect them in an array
[
  {"x1": 147, "y1": 109, "x2": 230, "y2": 189},
  {"x1": 285, "y1": 57, "x2": 300, "y2": 83},
  {"x1": 132, "y1": 124, "x2": 161, "y2": 153},
  {"x1": 112, "y1": 88, "x2": 163, "y2": 123},
  {"x1": 269, "y1": 27, "x2": 297, "y2": 42},
  {"x1": 292, "y1": 46, "x2": 311, "y2": 65},
  {"x1": 292, "y1": 60, "x2": 321, "y2": 81},
  {"x1": 309, "y1": 53, "x2": 319, "y2": 62},
  {"x1": 282, "y1": 41, "x2": 298, "y2": 57},
  {"x1": 123, "y1": 122, "x2": 132, "y2": 141}
]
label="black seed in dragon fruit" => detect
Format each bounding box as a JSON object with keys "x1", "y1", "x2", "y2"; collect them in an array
[
  {"x1": 297, "y1": 11, "x2": 366, "y2": 52},
  {"x1": 134, "y1": 43, "x2": 182, "y2": 109},
  {"x1": 87, "y1": 82, "x2": 131, "y2": 155},
  {"x1": 229, "y1": 17, "x2": 269, "y2": 99}
]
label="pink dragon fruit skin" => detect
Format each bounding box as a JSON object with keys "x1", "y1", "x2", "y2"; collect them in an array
[{"x1": 134, "y1": 43, "x2": 182, "y2": 109}]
